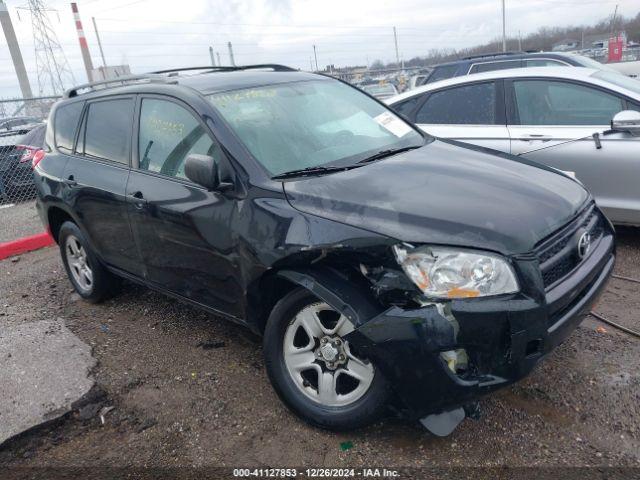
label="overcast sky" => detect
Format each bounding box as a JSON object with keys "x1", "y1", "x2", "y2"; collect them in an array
[{"x1": 0, "y1": 0, "x2": 638, "y2": 98}]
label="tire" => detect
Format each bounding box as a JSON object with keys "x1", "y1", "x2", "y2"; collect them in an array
[
  {"x1": 264, "y1": 287, "x2": 390, "y2": 430},
  {"x1": 58, "y1": 221, "x2": 120, "y2": 303}
]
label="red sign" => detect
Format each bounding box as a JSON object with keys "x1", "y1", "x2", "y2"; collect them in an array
[{"x1": 608, "y1": 36, "x2": 624, "y2": 62}]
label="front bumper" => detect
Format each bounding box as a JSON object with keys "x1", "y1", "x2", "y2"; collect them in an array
[{"x1": 344, "y1": 228, "x2": 615, "y2": 420}]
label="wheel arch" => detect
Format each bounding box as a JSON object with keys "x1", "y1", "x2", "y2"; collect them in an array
[
  {"x1": 246, "y1": 266, "x2": 382, "y2": 335},
  {"x1": 47, "y1": 205, "x2": 76, "y2": 243}
]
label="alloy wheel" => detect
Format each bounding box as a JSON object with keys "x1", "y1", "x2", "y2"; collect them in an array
[
  {"x1": 283, "y1": 302, "x2": 374, "y2": 407},
  {"x1": 65, "y1": 235, "x2": 93, "y2": 293}
]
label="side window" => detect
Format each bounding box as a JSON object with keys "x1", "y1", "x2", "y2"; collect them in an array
[
  {"x1": 83, "y1": 99, "x2": 133, "y2": 163},
  {"x1": 469, "y1": 60, "x2": 522, "y2": 74},
  {"x1": 416, "y1": 82, "x2": 496, "y2": 125},
  {"x1": 513, "y1": 80, "x2": 624, "y2": 125},
  {"x1": 54, "y1": 102, "x2": 83, "y2": 154},
  {"x1": 138, "y1": 98, "x2": 217, "y2": 180},
  {"x1": 426, "y1": 65, "x2": 459, "y2": 83},
  {"x1": 525, "y1": 59, "x2": 565, "y2": 67},
  {"x1": 392, "y1": 96, "x2": 422, "y2": 120}
]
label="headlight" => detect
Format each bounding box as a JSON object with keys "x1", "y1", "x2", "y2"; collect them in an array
[{"x1": 392, "y1": 244, "x2": 519, "y2": 299}]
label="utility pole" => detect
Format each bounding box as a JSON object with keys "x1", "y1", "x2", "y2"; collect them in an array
[
  {"x1": 209, "y1": 46, "x2": 216, "y2": 66},
  {"x1": 501, "y1": 0, "x2": 506, "y2": 52},
  {"x1": 216, "y1": 52, "x2": 221, "y2": 66},
  {"x1": 71, "y1": 3, "x2": 93, "y2": 82},
  {"x1": 609, "y1": 4, "x2": 619, "y2": 39},
  {"x1": 0, "y1": 0, "x2": 33, "y2": 98},
  {"x1": 518, "y1": 30, "x2": 522, "y2": 51},
  {"x1": 309, "y1": 56, "x2": 313, "y2": 71},
  {"x1": 313, "y1": 45, "x2": 318, "y2": 71},
  {"x1": 393, "y1": 26, "x2": 400, "y2": 68},
  {"x1": 92, "y1": 16, "x2": 106, "y2": 67},
  {"x1": 227, "y1": 42, "x2": 235, "y2": 66}
]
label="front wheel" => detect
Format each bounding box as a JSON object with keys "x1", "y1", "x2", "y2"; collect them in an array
[{"x1": 264, "y1": 288, "x2": 390, "y2": 430}]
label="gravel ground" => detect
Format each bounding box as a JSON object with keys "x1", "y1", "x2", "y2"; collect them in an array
[
  {"x1": 0, "y1": 200, "x2": 43, "y2": 243},
  {"x1": 1, "y1": 228, "x2": 639, "y2": 473}
]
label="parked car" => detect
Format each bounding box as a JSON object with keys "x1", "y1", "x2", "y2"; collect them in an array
[
  {"x1": 408, "y1": 71, "x2": 433, "y2": 90},
  {"x1": 387, "y1": 67, "x2": 640, "y2": 226},
  {"x1": 360, "y1": 82, "x2": 399, "y2": 99},
  {"x1": 0, "y1": 122, "x2": 45, "y2": 201},
  {"x1": 35, "y1": 65, "x2": 614, "y2": 435},
  {"x1": 0, "y1": 116, "x2": 42, "y2": 132},
  {"x1": 421, "y1": 51, "x2": 618, "y2": 84}
]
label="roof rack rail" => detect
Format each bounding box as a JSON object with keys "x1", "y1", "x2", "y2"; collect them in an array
[
  {"x1": 64, "y1": 74, "x2": 177, "y2": 98},
  {"x1": 462, "y1": 51, "x2": 524, "y2": 60},
  {"x1": 63, "y1": 64, "x2": 299, "y2": 98},
  {"x1": 150, "y1": 64, "x2": 298, "y2": 74}
]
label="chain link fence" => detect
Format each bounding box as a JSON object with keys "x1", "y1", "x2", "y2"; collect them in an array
[{"x1": 0, "y1": 96, "x2": 59, "y2": 243}]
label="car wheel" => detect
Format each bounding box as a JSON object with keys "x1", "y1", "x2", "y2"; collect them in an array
[
  {"x1": 58, "y1": 221, "x2": 120, "y2": 303},
  {"x1": 264, "y1": 288, "x2": 390, "y2": 430}
]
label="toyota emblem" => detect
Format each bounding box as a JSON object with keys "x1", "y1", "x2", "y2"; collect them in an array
[{"x1": 577, "y1": 231, "x2": 591, "y2": 259}]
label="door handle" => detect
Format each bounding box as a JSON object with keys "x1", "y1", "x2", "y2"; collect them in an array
[
  {"x1": 128, "y1": 191, "x2": 148, "y2": 209},
  {"x1": 518, "y1": 134, "x2": 553, "y2": 141},
  {"x1": 63, "y1": 175, "x2": 77, "y2": 187}
]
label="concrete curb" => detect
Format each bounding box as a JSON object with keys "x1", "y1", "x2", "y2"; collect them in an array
[{"x1": 0, "y1": 232, "x2": 55, "y2": 260}]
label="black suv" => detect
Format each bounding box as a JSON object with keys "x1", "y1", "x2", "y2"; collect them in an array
[
  {"x1": 421, "y1": 51, "x2": 614, "y2": 85},
  {"x1": 34, "y1": 65, "x2": 614, "y2": 435}
]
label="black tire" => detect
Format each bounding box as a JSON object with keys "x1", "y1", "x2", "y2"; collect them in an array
[
  {"x1": 263, "y1": 287, "x2": 390, "y2": 430},
  {"x1": 58, "y1": 221, "x2": 120, "y2": 303}
]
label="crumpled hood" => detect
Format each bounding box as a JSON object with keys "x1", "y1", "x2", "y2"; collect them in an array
[{"x1": 283, "y1": 139, "x2": 590, "y2": 254}]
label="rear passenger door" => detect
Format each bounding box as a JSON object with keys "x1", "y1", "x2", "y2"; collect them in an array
[
  {"x1": 63, "y1": 96, "x2": 144, "y2": 277},
  {"x1": 126, "y1": 95, "x2": 241, "y2": 316},
  {"x1": 412, "y1": 81, "x2": 510, "y2": 152}
]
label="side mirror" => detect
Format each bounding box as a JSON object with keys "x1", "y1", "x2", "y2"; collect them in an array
[
  {"x1": 185, "y1": 154, "x2": 218, "y2": 190},
  {"x1": 611, "y1": 110, "x2": 640, "y2": 137},
  {"x1": 184, "y1": 153, "x2": 234, "y2": 191}
]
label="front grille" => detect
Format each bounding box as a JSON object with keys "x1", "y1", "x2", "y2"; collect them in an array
[{"x1": 536, "y1": 207, "x2": 604, "y2": 289}]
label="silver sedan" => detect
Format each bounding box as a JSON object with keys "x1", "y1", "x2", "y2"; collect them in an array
[{"x1": 387, "y1": 67, "x2": 640, "y2": 226}]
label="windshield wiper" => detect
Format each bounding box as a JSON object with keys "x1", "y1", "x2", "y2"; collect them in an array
[
  {"x1": 271, "y1": 164, "x2": 358, "y2": 180},
  {"x1": 357, "y1": 145, "x2": 421, "y2": 164}
]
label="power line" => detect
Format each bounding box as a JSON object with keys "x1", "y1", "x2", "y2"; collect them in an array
[{"x1": 25, "y1": 0, "x2": 76, "y2": 95}]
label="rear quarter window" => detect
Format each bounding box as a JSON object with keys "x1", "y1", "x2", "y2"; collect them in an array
[
  {"x1": 54, "y1": 102, "x2": 83, "y2": 154},
  {"x1": 391, "y1": 96, "x2": 422, "y2": 120}
]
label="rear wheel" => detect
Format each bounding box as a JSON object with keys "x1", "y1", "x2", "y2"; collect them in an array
[
  {"x1": 58, "y1": 221, "x2": 120, "y2": 303},
  {"x1": 264, "y1": 288, "x2": 389, "y2": 430}
]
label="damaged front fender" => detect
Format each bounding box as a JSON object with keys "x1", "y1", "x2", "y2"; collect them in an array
[
  {"x1": 276, "y1": 268, "x2": 382, "y2": 328},
  {"x1": 277, "y1": 267, "x2": 512, "y2": 420}
]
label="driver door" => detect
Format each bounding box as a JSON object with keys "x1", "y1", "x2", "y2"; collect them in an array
[
  {"x1": 507, "y1": 78, "x2": 640, "y2": 225},
  {"x1": 126, "y1": 95, "x2": 243, "y2": 317}
]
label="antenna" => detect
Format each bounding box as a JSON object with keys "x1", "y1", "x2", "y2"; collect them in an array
[{"x1": 19, "y1": 0, "x2": 75, "y2": 95}]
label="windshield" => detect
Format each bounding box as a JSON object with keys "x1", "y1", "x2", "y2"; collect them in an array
[
  {"x1": 207, "y1": 79, "x2": 423, "y2": 176},
  {"x1": 569, "y1": 55, "x2": 618, "y2": 73},
  {"x1": 592, "y1": 70, "x2": 640, "y2": 96}
]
